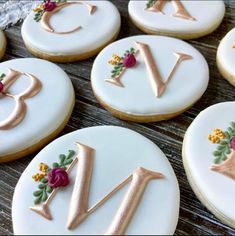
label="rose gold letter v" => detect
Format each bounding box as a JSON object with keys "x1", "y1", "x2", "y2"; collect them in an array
[
  {"x1": 146, "y1": 0, "x2": 196, "y2": 21},
  {"x1": 0, "y1": 69, "x2": 41, "y2": 130},
  {"x1": 41, "y1": 2, "x2": 97, "y2": 34},
  {"x1": 136, "y1": 42, "x2": 193, "y2": 97}
]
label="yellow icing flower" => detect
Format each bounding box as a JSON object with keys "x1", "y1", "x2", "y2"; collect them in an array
[
  {"x1": 39, "y1": 162, "x2": 49, "y2": 173},
  {"x1": 108, "y1": 54, "x2": 122, "y2": 65},
  {"x1": 33, "y1": 4, "x2": 43, "y2": 12},
  {"x1": 112, "y1": 54, "x2": 121, "y2": 62},
  {"x1": 32, "y1": 173, "x2": 46, "y2": 182},
  {"x1": 108, "y1": 60, "x2": 117, "y2": 65},
  {"x1": 208, "y1": 128, "x2": 225, "y2": 143}
]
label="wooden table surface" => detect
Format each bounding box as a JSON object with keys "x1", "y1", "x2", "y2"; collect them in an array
[{"x1": 0, "y1": 0, "x2": 235, "y2": 235}]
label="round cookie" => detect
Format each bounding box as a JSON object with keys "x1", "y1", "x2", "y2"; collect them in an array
[
  {"x1": 183, "y1": 102, "x2": 235, "y2": 229},
  {"x1": 12, "y1": 126, "x2": 180, "y2": 235},
  {"x1": 21, "y1": 1, "x2": 121, "y2": 63},
  {"x1": 0, "y1": 58, "x2": 74, "y2": 162},
  {"x1": 128, "y1": 0, "x2": 225, "y2": 39},
  {"x1": 0, "y1": 30, "x2": 6, "y2": 60},
  {"x1": 91, "y1": 35, "x2": 209, "y2": 123},
  {"x1": 217, "y1": 28, "x2": 235, "y2": 87}
]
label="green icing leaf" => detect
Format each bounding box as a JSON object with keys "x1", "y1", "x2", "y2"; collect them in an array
[
  {"x1": 146, "y1": 0, "x2": 156, "y2": 8},
  {"x1": 33, "y1": 190, "x2": 42, "y2": 197},
  {"x1": 34, "y1": 196, "x2": 42, "y2": 205},
  {"x1": 53, "y1": 162, "x2": 59, "y2": 168},
  {"x1": 59, "y1": 154, "x2": 66, "y2": 165}
]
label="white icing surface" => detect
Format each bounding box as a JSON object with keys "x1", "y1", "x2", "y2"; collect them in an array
[
  {"x1": 128, "y1": 1, "x2": 225, "y2": 36},
  {"x1": 184, "y1": 102, "x2": 235, "y2": 223},
  {"x1": 217, "y1": 28, "x2": 235, "y2": 77},
  {"x1": 21, "y1": 1, "x2": 121, "y2": 56},
  {"x1": 91, "y1": 35, "x2": 209, "y2": 116},
  {"x1": 12, "y1": 126, "x2": 180, "y2": 235},
  {"x1": 0, "y1": 58, "x2": 74, "y2": 158}
]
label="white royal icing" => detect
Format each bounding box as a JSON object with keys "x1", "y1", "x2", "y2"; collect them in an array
[
  {"x1": 183, "y1": 102, "x2": 235, "y2": 226},
  {"x1": 21, "y1": 1, "x2": 121, "y2": 56},
  {"x1": 217, "y1": 28, "x2": 235, "y2": 79},
  {"x1": 128, "y1": 1, "x2": 225, "y2": 38},
  {"x1": 0, "y1": 58, "x2": 74, "y2": 158},
  {"x1": 12, "y1": 126, "x2": 180, "y2": 235},
  {"x1": 91, "y1": 35, "x2": 209, "y2": 116}
]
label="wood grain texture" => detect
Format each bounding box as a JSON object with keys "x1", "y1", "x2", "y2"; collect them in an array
[{"x1": 0, "y1": 0, "x2": 235, "y2": 235}]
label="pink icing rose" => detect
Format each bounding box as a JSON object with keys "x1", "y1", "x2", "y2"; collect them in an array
[
  {"x1": 0, "y1": 82, "x2": 4, "y2": 93},
  {"x1": 43, "y1": 0, "x2": 57, "y2": 12},
  {"x1": 48, "y1": 168, "x2": 69, "y2": 188},
  {"x1": 231, "y1": 137, "x2": 235, "y2": 150},
  {"x1": 122, "y1": 54, "x2": 136, "y2": 68}
]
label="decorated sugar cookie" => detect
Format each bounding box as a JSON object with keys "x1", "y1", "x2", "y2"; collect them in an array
[
  {"x1": 91, "y1": 35, "x2": 209, "y2": 122},
  {"x1": 183, "y1": 102, "x2": 235, "y2": 229},
  {"x1": 217, "y1": 28, "x2": 235, "y2": 87},
  {"x1": 128, "y1": 0, "x2": 225, "y2": 39},
  {"x1": 21, "y1": 1, "x2": 121, "y2": 62},
  {"x1": 12, "y1": 126, "x2": 180, "y2": 235},
  {"x1": 0, "y1": 30, "x2": 6, "y2": 60},
  {"x1": 0, "y1": 58, "x2": 74, "y2": 162}
]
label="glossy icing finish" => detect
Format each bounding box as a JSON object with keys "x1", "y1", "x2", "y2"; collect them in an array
[
  {"x1": 183, "y1": 102, "x2": 235, "y2": 227},
  {"x1": 13, "y1": 126, "x2": 180, "y2": 235},
  {"x1": 22, "y1": 1, "x2": 121, "y2": 56},
  {"x1": 0, "y1": 69, "x2": 42, "y2": 130},
  {"x1": 0, "y1": 58, "x2": 74, "y2": 159},
  {"x1": 128, "y1": 1, "x2": 225, "y2": 38},
  {"x1": 91, "y1": 35, "x2": 209, "y2": 116},
  {"x1": 217, "y1": 28, "x2": 235, "y2": 84}
]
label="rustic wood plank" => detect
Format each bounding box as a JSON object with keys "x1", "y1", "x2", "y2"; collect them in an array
[{"x1": 0, "y1": 0, "x2": 235, "y2": 235}]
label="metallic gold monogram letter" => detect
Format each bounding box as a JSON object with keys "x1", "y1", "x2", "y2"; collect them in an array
[
  {"x1": 146, "y1": 0, "x2": 196, "y2": 21},
  {"x1": 0, "y1": 69, "x2": 41, "y2": 130},
  {"x1": 41, "y1": 2, "x2": 97, "y2": 34}
]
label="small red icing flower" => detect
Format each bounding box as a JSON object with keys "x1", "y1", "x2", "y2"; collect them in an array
[
  {"x1": 43, "y1": 0, "x2": 57, "y2": 12},
  {"x1": 231, "y1": 137, "x2": 235, "y2": 150},
  {"x1": 48, "y1": 168, "x2": 69, "y2": 188},
  {"x1": 0, "y1": 81, "x2": 4, "y2": 93},
  {"x1": 122, "y1": 54, "x2": 136, "y2": 68}
]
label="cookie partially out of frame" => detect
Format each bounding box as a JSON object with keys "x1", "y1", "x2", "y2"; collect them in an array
[
  {"x1": 12, "y1": 126, "x2": 179, "y2": 235},
  {"x1": 0, "y1": 58, "x2": 75, "y2": 162},
  {"x1": 0, "y1": 30, "x2": 6, "y2": 60},
  {"x1": 21, "y1": 1, "x2": 121, "y2": 63},
  {"x1": 128, "y1": 0, "x2": 225, "y2": 39},
  {"x1": 217, "y1": 28, "x2": 235, "y2": 87},
  {"x1": 91, "y1": 35, "x2": 209, "y2": 123},
  {"x1": 183, "y1": 102, "x2": 235, "y2": 229}
]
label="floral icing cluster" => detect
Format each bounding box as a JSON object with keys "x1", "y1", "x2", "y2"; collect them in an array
[
  {"x1": 208, "y1": 122, "x2": 235, "y2": 164},
  {"x1": 33, "y1": 0, "x2": 66, "y2": 22},
  {"x1": 32, "y1": 150, "x2": 75, "y2": 204},
  {"x1": 0, "y1": 73, "x2": 6, "y2": 93},
  {"x1": 146, "y1": 0, "x2": 157, "y2": 8},
  {"x1": 108, "y1": 47, "x2": 137, "y2": 79}
]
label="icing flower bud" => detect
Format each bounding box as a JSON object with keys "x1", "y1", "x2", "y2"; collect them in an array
[
  {"x1": 0, "y1": 81, "x2": 4, "y2": 93},
  {"x1": 43, "y1": 0, "x2": 57, "y2": 12},
  {"x1": 231, "y1": 137, "x2": 235, "y2": 150},
  {"x1": 122, "y1": 54, "x2": 136, "y2": 68},
  {"x1": 48, "y1": 168, "x2": 69, "y2": 188}
]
